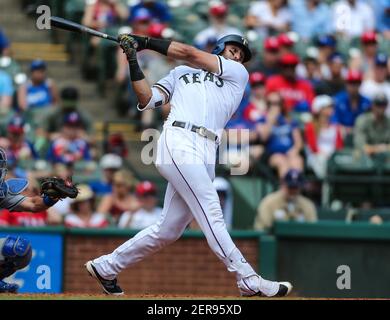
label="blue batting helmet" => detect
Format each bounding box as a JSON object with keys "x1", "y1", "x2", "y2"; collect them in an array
[{"x1": 212, "y1": 34, "x2": 252, "y2": 63}]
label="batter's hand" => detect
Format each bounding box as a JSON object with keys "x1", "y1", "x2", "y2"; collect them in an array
[
  {"x1": 118, "y1": 34, "x2": 138, "y2": 62},
  {"x1": 118, "y1": 33, "x2": 149, "y2": 52}
]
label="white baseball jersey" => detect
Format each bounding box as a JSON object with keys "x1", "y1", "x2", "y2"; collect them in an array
[{"x1": 153, "y1": 55, "x2": 249, "y2": 138}]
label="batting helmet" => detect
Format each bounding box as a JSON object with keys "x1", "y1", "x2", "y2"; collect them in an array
[{"x1": 212, "y1": 34, "x2": 252, "y2": 63}]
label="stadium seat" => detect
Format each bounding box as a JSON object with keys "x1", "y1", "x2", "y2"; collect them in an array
[
  {"x1": 325, "y1": 149, "x2": 378, "y2": 207},
  {"x1": 230, "y1": 176, "x2": 274, "y2": 230}
]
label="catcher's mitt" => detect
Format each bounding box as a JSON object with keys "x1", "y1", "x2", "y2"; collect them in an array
[{"x1": 40, "y1": 177, "x2": 79, "y2": 200}]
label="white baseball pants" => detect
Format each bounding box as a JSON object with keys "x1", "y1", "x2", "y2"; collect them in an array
[{"x1": 93, "y1": 127, "x2": 279, "y2": 296}]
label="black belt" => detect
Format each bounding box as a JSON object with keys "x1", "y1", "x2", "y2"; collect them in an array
[{"x1": 172, "y1": 121, "x2": 218, "y2": 142}]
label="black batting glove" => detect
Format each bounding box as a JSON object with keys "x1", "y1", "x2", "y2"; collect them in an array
[{"x1": 118, "y1": 34, "x2": 138, "y2": 62}]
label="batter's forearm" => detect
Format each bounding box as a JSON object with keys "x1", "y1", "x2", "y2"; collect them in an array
[
  {"x1": 167, "y1": 42, "x2": 219, "y2": 74},
  {"x1": 166, "y1": 41, "x2": 194, "y2": 61},
  {"x1": 132, "y1": 34, "x2": 218, "y2": 74},
  {"x1": 132, "y1": 78, "x2": 153, "y2": 107}
]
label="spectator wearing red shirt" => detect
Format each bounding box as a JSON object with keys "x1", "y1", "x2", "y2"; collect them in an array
[
  {"x1": 65, "y1": 184, "x2": 110, "y2": 228},
  {"x1": 304, "y1": 95, "x2": 344, "y2": 178},
  {"x1": 266, "y1": 53, "x2": 315, "y2": 112}
]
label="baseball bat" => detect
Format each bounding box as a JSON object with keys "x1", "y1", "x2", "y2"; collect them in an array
[{"x1": 50, "y1": 16, "x2": 119, "y2": 43}]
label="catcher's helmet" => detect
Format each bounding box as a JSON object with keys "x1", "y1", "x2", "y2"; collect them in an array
[{"x1": 212, "y1": 34, "x2": 252, "y2": 63}]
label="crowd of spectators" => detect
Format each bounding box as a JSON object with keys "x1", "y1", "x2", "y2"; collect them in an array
[{"x1": 1, "y1": 0, "x2": 390, "y2": 231}]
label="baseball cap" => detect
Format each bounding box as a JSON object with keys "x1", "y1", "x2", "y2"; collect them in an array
[
  {"x1": 316, "y1": 35, "x2": 336, "y2": 47},
  {"x1": 345, "y1": 69, "x2": 363, "y2": 83},
  {"x1": 278, "y1": 33, "x2": 294, "y2": 47},
  {"x1": 132, "y1": 8, "x2": 152, "y2": 22},
  {"x1": 249, "y1": 72, "x2": 266, "y2": 86},
  {"x1": 375, "y1": 53, "x2": 388, "y2": 67},
  {"x1": 283, "y1": 169, "x2": 304, "y2": 188},
  {"x1": 373, "y1": 93, "x2": 389, "y2": 107},
  {"x1": 63, "y1": 111, "x2": 82, "y2": 126},
  {"x1": 264, "y1": 37, "x2": 280, "y2": 51},
  {"x1": 7, "y1": 115, "x2": 25, "y2": 134},
  {"x1": 148, "y1": 23, "x2": 175, "y2": 40},
  {"x1": 30, "y1": 59, "x2": 46, "y2": 71},
  {"x1": 135, "y1": 181, "x2": 157, "y2": 197},
  {"x1": 71, "y1": 184, "x2": 94, "y2": 204},
  {"x1": 209, "y1": 2, "x2": 228, "y2": 17},
  {"x1": 280, "y1": 53, "x2": 300, "y2": 66},
  {"x1": 361, "y1": 31, "x2": 377, "y2": 44},
  {"x1": 100, "y1": 153, "x2": 123, "y2": 170},
  {"x1": 148, "y1": 23, "x2": 166, "y2": 38},
  {"x1": 312, "y1": 95, "x2": 333, "y2": 114},
  {"x1": 328, "y1": 52, "x2": 344, "y2": 64}
]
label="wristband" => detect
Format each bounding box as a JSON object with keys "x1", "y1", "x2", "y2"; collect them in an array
[
  {"x1": 131, "y1": 35, "x2": 172, "y2": 56},
  {"x1": 128, "y1": 60, "x2": 145, "y2": 81},
  {"x1": 43, "y1": 195, "x2": 58, "y2": 207},
  {"x1": 147, "y1": 38, "x2": 172, "y2": 56}
]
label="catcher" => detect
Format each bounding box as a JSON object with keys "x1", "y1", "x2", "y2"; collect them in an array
[{"x1": 0, "y1": 148, "x2": 78, "y2": 293}]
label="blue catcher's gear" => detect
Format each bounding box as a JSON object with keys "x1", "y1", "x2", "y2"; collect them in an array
[
  {"x1": 6, "y1": 179, "x2": 29, "y2": 195},
  {"x1": 0, "y1": 236, "x2": 32, "y2": 281},
  {"x1": 212, "y1": 34, "x2": 252, "y2": 63},
  {"x1": 0, "y1": 280, "x2": 19, "y2": 293}
]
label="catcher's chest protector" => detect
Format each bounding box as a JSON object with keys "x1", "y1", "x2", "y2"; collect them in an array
[{"x1": 0, "y1": 179, "x2": 29, "y2": 199}]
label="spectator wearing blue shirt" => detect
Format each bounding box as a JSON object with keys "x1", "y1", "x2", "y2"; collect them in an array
[
  {"x1": 129, "y1": 0, "x2": 172, "y2": 24},
  {"x1": 257, "y1": 92, "x2": 304, "y2": 178},
  {"x1": 289, "y1": 0, "x2": 332, "y2": 41},
  {"x1": 365, "y1": 0, "x2": 390, "y2": 36},
  {"x1": 333, "y1": 70, "x2": 371, "y2": 131},
  {"x1": 0, "y1": 28, "x2": 10, "y2": 56},
  {"x1": 0, "y1": 69, "x2": 13, "y2": 114},
  {"x1": 17, "y1": 60, "x2": 59, "y2": 111}
]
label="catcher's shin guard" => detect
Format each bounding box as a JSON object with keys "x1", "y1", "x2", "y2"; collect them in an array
[{"x1": 0, "y1": 236, "x2": 32, "y2": 279}]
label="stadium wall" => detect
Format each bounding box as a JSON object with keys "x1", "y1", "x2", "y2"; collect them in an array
[{"x1": 3, "y1": 223, "x2": 390, "y2": 297}]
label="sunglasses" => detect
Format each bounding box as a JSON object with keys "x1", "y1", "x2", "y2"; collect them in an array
[
  {"x1": 267, "y1": 100, "x2": 282, "y2": 106},
  {"x1": 374, "y1": 103, "x2": 388, "y2": 108}
]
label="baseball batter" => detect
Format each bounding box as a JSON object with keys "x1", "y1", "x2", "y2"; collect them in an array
[
  {"x1": 86, "y1": 34, "x2": 292, "y2": 297},
  {"x1": 0, "y1": 148, "x2": 77, "y2": 293}
]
